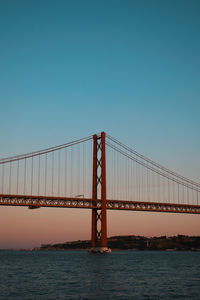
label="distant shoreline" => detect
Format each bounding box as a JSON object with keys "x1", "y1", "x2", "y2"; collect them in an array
[
  {"x1": 1, "y1": 249, "x2": 200, "y2": 252},
  {"x1": 33, "y1": 235, "x2": 200, "y2": 252},
  {"x1": 2, "y1": 235, "x2": 200, "y2": 251}
]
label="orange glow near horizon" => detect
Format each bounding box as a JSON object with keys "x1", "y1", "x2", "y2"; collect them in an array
[{"x1": 1, "y1": 206, "x2": 200, "y2": 249}]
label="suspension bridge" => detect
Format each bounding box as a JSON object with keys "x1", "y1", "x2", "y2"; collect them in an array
[{"x1": 0, "y1": 132, "x2": 199, "y2": 253}]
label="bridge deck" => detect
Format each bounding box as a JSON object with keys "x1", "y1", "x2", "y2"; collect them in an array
[{"x1": 1, "y1": 194, "x2": 200, "y2": 214}]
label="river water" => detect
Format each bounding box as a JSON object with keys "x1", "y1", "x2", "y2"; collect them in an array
[{"x1": 0, "y1": 250, "x2": 200, "y2": 299}]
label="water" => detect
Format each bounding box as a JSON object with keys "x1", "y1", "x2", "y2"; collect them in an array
[{"x1": 0, "y1": 250, "x2": 200, "y2": 299}]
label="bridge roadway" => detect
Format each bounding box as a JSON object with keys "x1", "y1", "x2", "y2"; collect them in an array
[{"x1": 1, "y1": 194, "x2": 200, "y2": 214}]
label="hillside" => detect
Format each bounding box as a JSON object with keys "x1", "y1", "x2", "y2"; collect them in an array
[{"x1": 38, "y1": 235, "x2": 200, "y2": 251}]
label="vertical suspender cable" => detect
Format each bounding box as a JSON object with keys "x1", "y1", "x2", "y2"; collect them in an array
[
  {"x1": 172, "y1": 180, "x2": 175, "y2": 204},
  {"x1": 159, "y1": 171, "x2": 162, "y2": 202},
  {"x1": 114, "y1": 149, "x2": 116, "y2": 199},
  {"x1": 77, "y1": 143, "x2": 80, "y2": 195},
  {"x1": 147, "y1": 167, "x2": 150, "y2": 202},
  {"x1": 118, "y1": 150, "x2": 120, "y2": 200},
  {"x1": 115, "y1": 149, "x2": 117, "y2": 200},
  {"x1": 118, "y1": 151, "x2": 121, "y2": 200},
  {"x1": 52, "y1": 151, "x2": 54, "y2": 196},
  {"x1": 161, "y1": 175, "x2": 164, "y2": 203},
  {"x1": 121, "y1": 155, "x2": 124, "y2": 200},
  {"x1": 71, "y1": 146, "x2": 73, "y2": 197},
  {"x1": 2, "y1": 163, "x2": 4, "y2": 194},
  {"x1": 128, "y1": 157, "x2": 130, "y2": 201},
  {"x1": 152, "y1": 164, "x2": 154, "y2": 202},
  {"x1": 58, "y1": 150, "x2": 60, "y2": 196},
  {"x1": 45, "y1": 153, "x2": 47, "y2": 196},
  {"x1": 16, "y1": 160, "x2": 19, "y2": 195},
  {"x1": 140, "y1": 163, "x2": 143, "y2": 201},
  {"x1": 168, "y1": 178, "x2": 170, "y2": 203},
  {"x1": 131, "y1": 160, "x2": 133, "y2": 201},
  {"x1": 9, "y1": 161, "x2": 12, "y2": 194},
  {"x1": 158, "y1": 173, "x2": 161, "y2": 203},
  {"x1": 132, "y1": 161, "x2": 135, "y2": 201},
  {"x1": 85, "y1": 142, "x2": 87, "y2": 197},
  {"x1": 91, "y1": 139, "x2": 93, "y2": 198},
  {"x1": 144, "y1": 164, "x2": 146, "y2": 201},
  {"x1": 115, "y1": 148, "x2": 118, "y2": 200},
  {"x1": 124, "y1": 156, "x2": 126, "y2": 200},
  {"x1": 111, "y1": 148, "x2": 113, "y2": 199},
  {"x1": 178, "y1": 183, "x2": 180, "y2": 204},
  {"x1": 127, "y1": 157, "x2": 129, "y2": 200},
  {"x1": 31, "y1": 156, "x2": 33, "y2": 195},
  {"x1": 65, "y1": 147, "x2": 67, "y2": 196},
  {"x1": 38, "y1": 155, "x2": 40, "y2": 196},
  {"x1": 135, "y1": 161, "x2": 137, "y2": 201},
  {"x1": 139, "y1": 162, "x2": 141, "y2": 201},
  {"x1": 136, "y1": 162, "x2": 138, "y2": 201},
  {"x1": 138, "y1": 164, "x2": 140, "y2": 201},
  {"x1": 125, "y1": 157, "x2": 128, "y2": 200},
  {"x1": 122, "y1": 155, "x2": 124, "y2": 200},
  {"x1": 83, "y1": 143, "x2": 85, "y2": 197},
  {"x1": 24, "y1": 157, "x2": 26, "y2": 195},
  {"x1": 187, "y1": 187, "x2": 189, "y2": 205},
  {"x1": 191, "y1": 187, "x2": 194, "y2": 205},
  {"x1": 157, "y1": 173, "x2": 159, "y2": 202}
]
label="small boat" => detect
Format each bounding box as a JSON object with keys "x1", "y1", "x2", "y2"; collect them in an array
[{"x1": 89, "y1": 247, "x2": 112, "y2": 254}]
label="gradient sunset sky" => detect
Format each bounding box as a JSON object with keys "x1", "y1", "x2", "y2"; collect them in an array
[{"x1": 0, "y1": 0, "x2": 200, "y2": 249}]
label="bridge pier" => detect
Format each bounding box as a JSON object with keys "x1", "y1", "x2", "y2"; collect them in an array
[{"x1": 90, "y1": 132, "x2": 111, "y2": 253}]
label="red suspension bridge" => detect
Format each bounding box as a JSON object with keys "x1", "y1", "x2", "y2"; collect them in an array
[{"x1": 0, "y1": 132, "x2": 200, "y2": 252}]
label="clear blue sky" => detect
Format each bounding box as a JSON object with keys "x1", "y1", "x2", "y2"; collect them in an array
[
  {"x1": 0, "y1": 0, "x2": 200, "y2": 247},
  {"x1": 1, "y1": 0, "x2": 199, "y2": 178}
]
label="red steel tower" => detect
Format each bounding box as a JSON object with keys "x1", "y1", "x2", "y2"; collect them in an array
[{"x1": 91, "y1": 132, "x2": 111, "y2": 253}]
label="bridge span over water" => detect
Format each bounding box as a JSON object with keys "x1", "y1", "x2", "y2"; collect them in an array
[{"x1": 0, "y1": 132, "x2": 199, "y2": 252}]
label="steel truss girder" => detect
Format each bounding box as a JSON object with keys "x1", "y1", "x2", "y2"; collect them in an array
[{"x1": 1, "y1": 194, "x2": 200, "y2": 214}]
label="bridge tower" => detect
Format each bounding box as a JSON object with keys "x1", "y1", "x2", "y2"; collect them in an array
[{"x1": 91, "y1": 132, "x2": 111, "y2": 253}]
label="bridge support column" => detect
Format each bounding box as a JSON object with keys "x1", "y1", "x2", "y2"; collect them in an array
[
  {"x1": 91, "y1": 134, "x2": 98, "y2": 248},
  {"x1": 90, "y1": 132, "x2": 111, "y2": 253}
]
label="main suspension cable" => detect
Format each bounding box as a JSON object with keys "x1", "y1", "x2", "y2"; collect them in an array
[
  {"x1": 107, "y1": 135, "x2": 200, "y2": 188},
  {"x1": 0, "y1": 135, "x2": 93, "y2": 164},
  {"x1": 106, "y1": 141, "x2": 200, "y2": 193}
]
